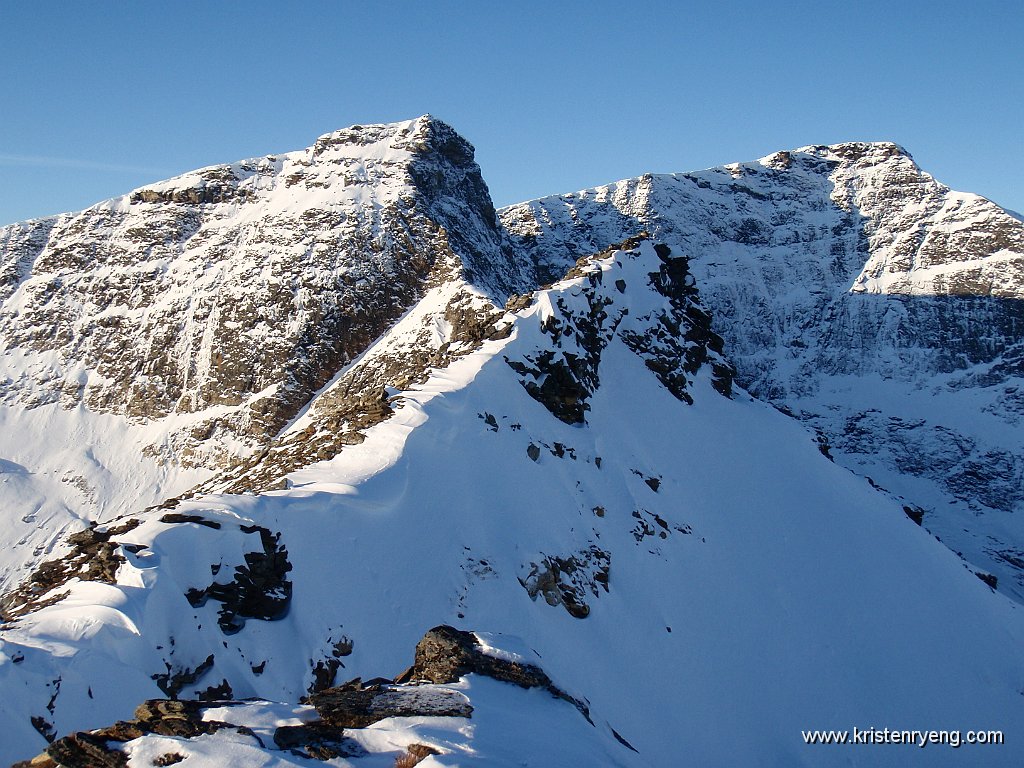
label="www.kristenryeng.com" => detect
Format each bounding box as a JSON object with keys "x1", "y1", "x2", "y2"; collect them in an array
[{"x1": 802, "y1": 727, "x2": 1004, "y2": 749}]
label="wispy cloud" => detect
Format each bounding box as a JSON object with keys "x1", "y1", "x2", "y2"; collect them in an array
[{"x1": 0, "y1": 153, "x2": 170, "y2": 176}]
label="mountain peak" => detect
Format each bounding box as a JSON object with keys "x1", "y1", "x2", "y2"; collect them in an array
[
  {"x1": 752, "y1": 141, "x2": 913, "y2": 174},
  {"x1": 797, "y1": 140, "x2": 912, "y2": 162},
  {"x1": 309, "y1": 115, "x2": 475, "y2": 167},
  {"x1": 0, "y1": 114, "x2": 518, "y2": 515}
]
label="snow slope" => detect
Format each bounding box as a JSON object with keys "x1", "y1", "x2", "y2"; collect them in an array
[
  {"x1": 3, "y1": 241, "x2": 1023, "y2": 766},
  {"x1": 0, "y1": 402, "x2": 210, "y2": 593}
]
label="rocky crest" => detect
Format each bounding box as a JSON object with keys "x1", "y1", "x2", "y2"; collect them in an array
[
  {"x1": 504, "y1": 235, "x2": 733, "y2": 425},
  {"x1": 10, "y1": 626, "x2": 603, "y2": 768}
]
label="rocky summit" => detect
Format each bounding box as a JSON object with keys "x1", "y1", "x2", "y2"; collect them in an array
[{"x1": 1, "y1": 118, "x2": 1023, "y2": 767}]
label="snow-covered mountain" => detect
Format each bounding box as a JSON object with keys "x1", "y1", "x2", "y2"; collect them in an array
[
  {"x1": 0, "y1": 116, "x2": 525, "y2": 591},
  {"x1": 2, "y1": 120, "x2": 1023, "y2": 766},
  {"x1": 501, "y1": 143, "x2": 1024, "y2": 602}
]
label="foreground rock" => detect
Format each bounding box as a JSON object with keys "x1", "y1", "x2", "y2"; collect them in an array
[{"x1": 10, "y1": 625, "x2": 611, "y2": 767}]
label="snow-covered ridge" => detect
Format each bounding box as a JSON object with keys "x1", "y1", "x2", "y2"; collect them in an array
[{"x1": 505, "y1": 141, "x2": 1024, "y2": 299}]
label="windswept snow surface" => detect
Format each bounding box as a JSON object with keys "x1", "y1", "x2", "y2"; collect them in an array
[{"x1": 2, "y1": 243, "x2": 1023, "y2": 766}]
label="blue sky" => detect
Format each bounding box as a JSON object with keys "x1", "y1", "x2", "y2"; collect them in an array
[{"x1": 1, "y1": 1, "x2": 1020, "y2": 226}]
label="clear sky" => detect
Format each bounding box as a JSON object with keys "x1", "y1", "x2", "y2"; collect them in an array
[{"x1": 1, "y1": 0, "x2": 1021, "y2": 226}]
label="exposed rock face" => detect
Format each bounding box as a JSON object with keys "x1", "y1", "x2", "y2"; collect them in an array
[
  {"x1": 499, "y1": 143, "x2": 1024, "y2": 600},
  {"x1": 272, "y1": 720, "x2": 366, "y2": 761},
  {"x1": 184, "y1": 524, "x2": 292, "y2": 634},
  {"x1": 623, "y1": 242, "x2": 733, "y2": 401},
  {"x1": 309, "y1": 679, "x2": 473, "y2": 728},
  {"x1": 193, "y1": 277, "x2": 516, "y2": 495}
]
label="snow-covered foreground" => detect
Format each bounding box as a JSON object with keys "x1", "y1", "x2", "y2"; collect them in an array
[{"x1": 2, "y1": 242, "x2": 1023, "y2": 766}]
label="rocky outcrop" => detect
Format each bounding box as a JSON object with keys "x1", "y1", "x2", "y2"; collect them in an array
[
  {"x1": 519, "y1": 547, "x2": 611, "y2": 619},
  {"x1": 504, "y1": 236, "x2": 733, "y2": 424},
  {"x1": 150, "y1": 654, "x2": 216, "y2": 700},
  {"x1": 9, "y1": 626, "x2": 592, "y2": 767},
  {"x1": 0, "y1": 520, "x2": 139, "y2": 621},
  {"x1": 184, "y1": 524, "x2": 292, "y2": 634},
  {"x1": 2, "y1": 513, "x2": 293, "y2": 640},
  {"x1": 307, "y1": 636, "x2": 355, "y2": 695},
  {"x1": 11, "y1": 700, "x2": 240, "y2": 768},
  {"x1": 399, "y1": 625, "x2": 590, "y2": 719},
  {"x1": 621, "y1": 242, "x2": 733, "y2": 401}
]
